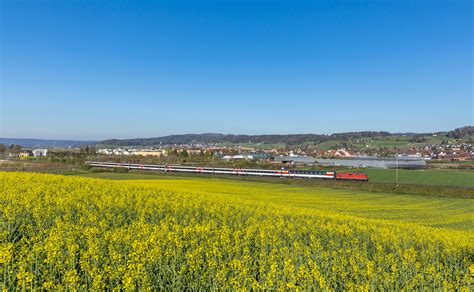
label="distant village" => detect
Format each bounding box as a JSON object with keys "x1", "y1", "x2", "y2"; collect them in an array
[
  {"x1": 4, "y1": 140, "x2": 473, "y2": 161},
  {"x1": 0, "y1": 139, "x2": 472, "y2": 171},
  {"x1": 94, "y1": 141, "x2": 474, "y2": 161}
]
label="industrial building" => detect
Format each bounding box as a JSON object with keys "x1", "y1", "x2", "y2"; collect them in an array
[
  {"x1": 274, "y1": 155, "x2": 316, "y2": 164},
  {"x1": 316, "y1": 156, "x2": 426, "y2": 169}
]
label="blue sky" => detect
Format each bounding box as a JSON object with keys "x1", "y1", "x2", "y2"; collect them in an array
[{"x1": 1, "y1": 0, "x2": 472, "y2": 140}]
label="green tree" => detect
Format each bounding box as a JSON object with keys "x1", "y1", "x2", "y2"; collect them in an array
[{"x1": 9, "y1": 144, "x2": 22, "y2": 154}]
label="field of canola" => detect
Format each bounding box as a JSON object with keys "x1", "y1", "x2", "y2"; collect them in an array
[{"x1": 1, "y1": 172, "x2": 473, "y2": 290}]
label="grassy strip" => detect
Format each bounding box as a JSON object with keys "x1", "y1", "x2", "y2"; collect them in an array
[{"x1": 77, "y1": 169, "x2": 474, "y2": 199}]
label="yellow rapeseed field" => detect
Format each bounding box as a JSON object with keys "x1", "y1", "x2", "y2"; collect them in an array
[{"x1": 1, "y1": 172, "x2": 472, "y2": 290}]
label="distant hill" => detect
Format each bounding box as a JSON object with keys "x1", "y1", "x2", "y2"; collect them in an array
[
  {"x1": 99, "y1": 127, "x2": 473, "y2": 147},
  {"x1": 4, "y1": 127, "x2": 470, "y2": 148},
  {"x1": 0, "y1": 138, "x2": 97, "y2": 148},
  {"x1": 101, "y1": 132, "x2": 390, "y2": 146},
  {"x1": 103, "y1": 133, "x2": 323, "y2": 146},
  {"x1": 445, "y1": 126, "x2": 474, "y2": 139}
]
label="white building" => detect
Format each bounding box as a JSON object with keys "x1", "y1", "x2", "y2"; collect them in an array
[
  {"x1": 32, "y1": 149, "x2": 48, "y2": 157},
  {"x1": 97, "y1": 149, "x2": 113, "y2": 155},
  {"x1": 222, "y1": 154, "x2": 253, "y2": 160}
]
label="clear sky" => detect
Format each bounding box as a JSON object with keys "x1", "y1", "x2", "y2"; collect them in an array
[{"x1": 1, "y1": 0, "x2": 472, "y2": 140}]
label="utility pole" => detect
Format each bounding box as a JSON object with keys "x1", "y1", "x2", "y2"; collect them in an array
[{"x1": 396, "y1": 154, "x2": 399, "y2": 187}]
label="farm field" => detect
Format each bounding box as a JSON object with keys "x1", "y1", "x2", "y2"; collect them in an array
[
  {"x1": 1, "y1": 172, "x2": 473, "y2": 290},
  {"x1": 122, "y1": 176, "x2": 473, "y2": 231},
  {"x1": 362, "y1": 168, "x2": 474, "y2": 187}
]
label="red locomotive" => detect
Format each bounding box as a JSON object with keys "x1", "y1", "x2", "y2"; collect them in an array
[{"x1": 335, "y1": 172, "x2": 369, "y2": 181}]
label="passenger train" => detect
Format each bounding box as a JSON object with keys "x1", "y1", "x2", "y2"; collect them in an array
[{"x1": 86, "y1": 161, "x2": 369, "y2": 181}]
